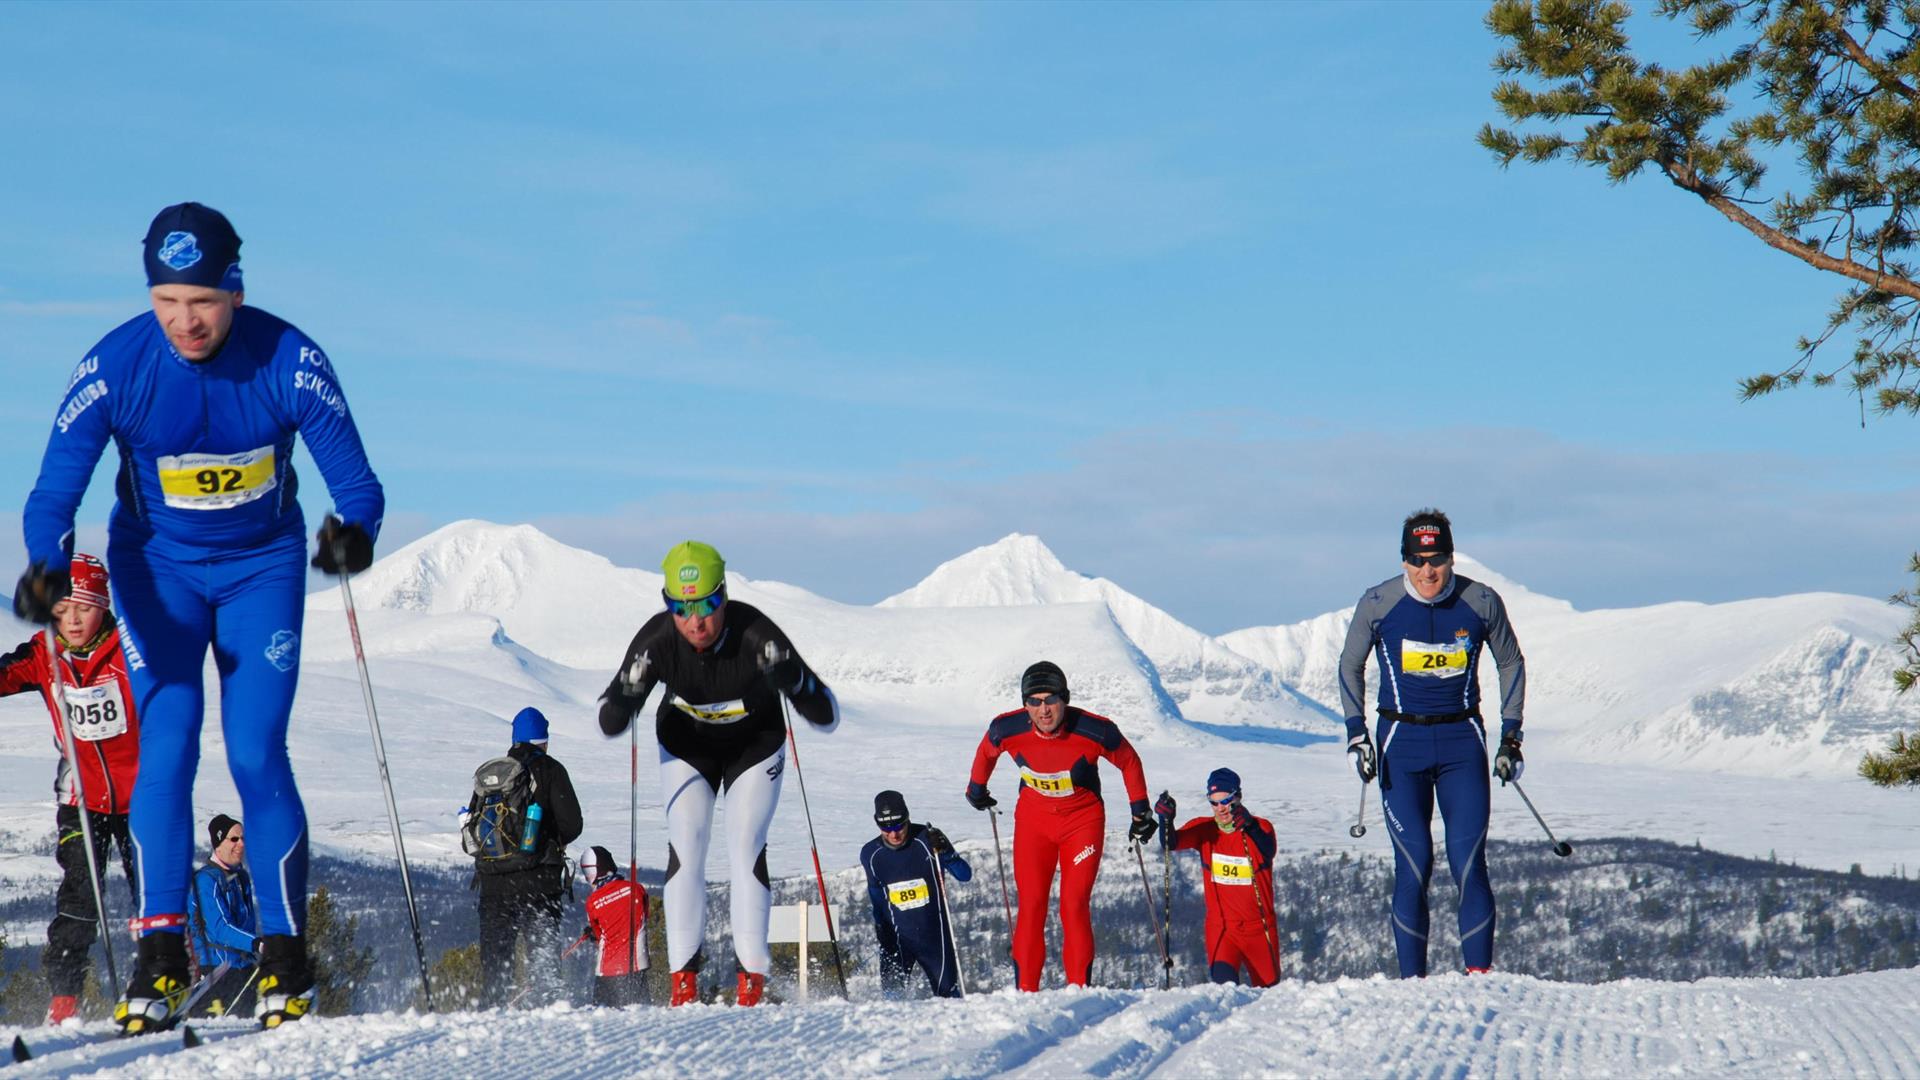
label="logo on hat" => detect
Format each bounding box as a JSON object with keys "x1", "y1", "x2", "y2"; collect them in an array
[
  {"x1": 158, "y1": 231, "x2": 204, "y2": 271},
  {"x1": 679, "y1": 566, "x2": 700, "y2": 583},
  {"x1": 1413, "y1": 526, "x2": 1440, "y2": 548}
]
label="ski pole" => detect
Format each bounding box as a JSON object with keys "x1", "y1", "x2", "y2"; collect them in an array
[
  {"x1": 1156, "y1": 794, "x2": 1175, "y2": 990},
  {"x1": 1240, "y1": 828, "x2": 1280, "y2": 984},
  {"x1": 42, "y1": 628, "x2": 119, "y2": 995},
  {"x1": 1132, "y1": 840, "x2": 1173, "y2": 987},
  {"x1": 986, "y1": 806, "x2": 1015, "y2": 961},
  {"x1": 766, "y1": 642, "x2": 848, "y2": 997},
  {"x1": 927, "y1": 822, "x2": 966, "y2": 997},
  {"x1": 334, "y1": 533, "x2": 435, "y2": 1008},
  {"x1": 626, "y1": 655, "x2": 646, "y2": 989},
  {"x1": 1508, "y1": 779, "x2": 1573, "y2": 857},
  {"x1": 1350, "y1": 781, "x2": 1369, "y2": 839}
]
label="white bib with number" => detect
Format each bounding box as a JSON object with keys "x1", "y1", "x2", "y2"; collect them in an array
[
  {"x1": 1019, "y1": 766, "x2": 1075, "y2": 798},
  {"x1": 156, "y1": 446, "x2": 277, "y2": 510},
  {"x1": 1210, "y1": 851, "x2": 1254, "y2": 886},
  {"x1": 1400, "y1": 637, "x2": 1470, "y2": 679},
  {"x1": 63, "y1": 682, "x2": 128, "y2": 742},
  {"x1": 887, "y1": 878, "x2": 931, "y2": 910}
]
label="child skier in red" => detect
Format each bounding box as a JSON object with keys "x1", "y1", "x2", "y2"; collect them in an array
[
  {"x1": 1155, "y1": 768, "x2": 1280, "y2": 986},
  {"x1": 577, "y1": 846, "x2": 648, "y2": 1007}
]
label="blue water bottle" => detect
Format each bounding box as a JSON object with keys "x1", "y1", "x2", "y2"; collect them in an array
[{"x1": 520, "y1": 802, "x2": 543, "y2": 852}]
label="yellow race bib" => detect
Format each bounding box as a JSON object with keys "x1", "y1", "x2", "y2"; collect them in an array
[
  {"x1": 156, "y1": 446, "x2": 277, "y2": 511},
  {"x1": 1019, "y1": 766, "x2": 1074, "y2": 798},
  {"x1": 887, "y1": 878, "x2": 931, "y2": 910},
  {"x1": 1210, "y1": 852, "x2": 1254, "y2": 886},
  {"x1": 1400, "y1": 636, "x2": 1469, "y2": 679}
]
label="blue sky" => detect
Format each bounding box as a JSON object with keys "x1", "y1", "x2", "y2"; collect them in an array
[{"x1": 2, "y1": 1, "x2": 1914, "y2": 633}]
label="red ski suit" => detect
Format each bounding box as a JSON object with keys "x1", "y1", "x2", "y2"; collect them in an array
[
  {"x1": 969, "y1": 706, "x2": 1148, "y2": 991},
  {"x1": 1171, "y1": 815, "x2": 1280, "y2": 986},
  {"x1": 583, "y1": 876, "x2": 650, "y2": 977},
  {"x1": 0, "y1": 629, "x2": 140, "y2": 814}
]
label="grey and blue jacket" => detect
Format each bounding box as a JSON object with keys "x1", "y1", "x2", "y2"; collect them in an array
[{"x1": 1337, "y1": 573, "x2": 1526, "y2": 742}]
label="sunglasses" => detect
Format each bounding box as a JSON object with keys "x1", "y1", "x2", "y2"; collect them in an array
[
  {"x1": 1023, "y1": 693, "x2": 1063, "y2": 707},
  {"x1": 1405, "y1": 552, "x2": 1452, "y2": 569},
  {"x1": 878, "y1": 821, "x2": 907, "y2": 833},
  {"x1": 663, "y1": 585, "x2": 726, "y2": 619},
  {"x1": 1208, "y1": 796, "x2": 1237, "y2": 808}
]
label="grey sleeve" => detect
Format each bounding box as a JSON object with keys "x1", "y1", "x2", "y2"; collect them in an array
[
  {"x1": 1466, "y1": 585, "x2": 1526, "y2": 723},
  {"x1": 1338, "y1": 581, "x2": 1400, "y2": 722}
]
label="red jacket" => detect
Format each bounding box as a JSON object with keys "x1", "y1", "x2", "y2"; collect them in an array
[
  {"x1": 583, "y1": 876, "x2": 649, "y2": 977},
  {"x1": 969, "y1": 706, "x2": 1149, "y2": 818},
  {"x1": 1171, "y1": 815, "x2": 1277, "y2": 935},
  {"x1": 0, "y1": 630, "x2": 139, "y2": 814}
]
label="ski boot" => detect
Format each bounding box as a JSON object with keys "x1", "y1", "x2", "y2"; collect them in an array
[
  {"x1": 45, "y1": 995, "x2": 77, "y2": 1025},
  {"x1": 255, "y1": 934, "x2": 316, "y2": 1029},
  {"x1": 113, "y1": 932, "x2": 189, "y2": 1036},
  {"x1": 735, "y1": 971, "x2": 765, "y2": 1007},
  {"x1": 670, "y1": 970, "x2": 698, "y2": 1007}
]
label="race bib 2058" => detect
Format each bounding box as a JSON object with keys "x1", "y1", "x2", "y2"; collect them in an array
[{"x1": 63, "y1": 683, "x2": 128, "y2": 743}]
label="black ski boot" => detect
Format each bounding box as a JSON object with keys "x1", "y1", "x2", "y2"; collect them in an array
[
  {"x1": 114, "y1": 932, "x2": 190, "y2": 1036},
  {"x1": 256, "y1": 934, "x2": 316, "y2": 1029}
]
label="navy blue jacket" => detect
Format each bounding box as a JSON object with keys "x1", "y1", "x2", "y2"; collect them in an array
[
  {"x1": 188, "y1": 859, "x2": 257, "y2": 968},
  {"x1": 860, "y1": 824, "x2": 971, "y2": 956}
]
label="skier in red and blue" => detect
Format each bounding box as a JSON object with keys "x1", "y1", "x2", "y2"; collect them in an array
[
  {"x1": 1156, "y1": 768, "x2": 1279, "y2": 986},
  {"x1": 15, "y1": 202, "x2": 384, "y2": 1031},
  {"x1": 967, "y1": 661, "x2": 1154, "y2": 991}
]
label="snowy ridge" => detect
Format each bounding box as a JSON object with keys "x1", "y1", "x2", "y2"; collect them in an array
[
  {"x1": 1221, "y1": 556, "x2": 1910, "y2": 777},
  {"x1": 882, "y1": 534, "x2": 1332, "y2": 732}
]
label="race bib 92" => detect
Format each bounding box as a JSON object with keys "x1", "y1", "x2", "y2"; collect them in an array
[
  {"x1": 1019, "y1": 766, "x2": 1074, "y2": 798},
  {"x1": 888, "y1": 878, "x2": 931, "y2": 910},
  {"x1": 63, "y1": 683, "x2": 128, "y2": 742},
  {"x1": 1400, "y1": 635, "x2": 1470, "y2": 679},
  {"x1": 156, "y1": 446, "x2": 276, "y2": 510},
  {"x1": 1210, "y1": 852, "x2": 1253, "y2": 886}
]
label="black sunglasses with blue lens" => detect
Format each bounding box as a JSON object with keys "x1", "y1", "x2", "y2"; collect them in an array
[{"x1": 663, "y1": 585, "x2": 726, "y2": 618}]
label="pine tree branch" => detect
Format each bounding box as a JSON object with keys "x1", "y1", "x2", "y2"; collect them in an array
[
  {"x1": 1662, "y1": 158, "x2": 1920, "y2": 300},
  {"x1": 1829, "y1": 21, "x2": 1920, "y2": 103}
]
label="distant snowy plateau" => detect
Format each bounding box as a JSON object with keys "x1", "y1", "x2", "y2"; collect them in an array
[{"x1": 3, "y1": 521, "x2": 1918, "y2": 1078}]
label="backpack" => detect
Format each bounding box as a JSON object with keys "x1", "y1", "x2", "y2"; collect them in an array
[{"x1": 461, "y1": 754, "x2": 543, "y2": 874}]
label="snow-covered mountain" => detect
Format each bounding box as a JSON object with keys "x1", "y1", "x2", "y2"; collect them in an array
[
  {"x1": 1220, "y1": 555, "x2": 1912, "y2": 777},
  {"x1": 881, "y1": 534, "x2": 1331, "y2": 733}
]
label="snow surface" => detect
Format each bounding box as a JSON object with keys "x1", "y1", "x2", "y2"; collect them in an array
[{"x1": 8, "y1": 968, "x2": 1920, "y2": 1078}]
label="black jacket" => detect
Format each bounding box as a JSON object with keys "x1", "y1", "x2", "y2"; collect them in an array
[{"x1": 476, "y1": 742, "x2": 583, "y2": 896}]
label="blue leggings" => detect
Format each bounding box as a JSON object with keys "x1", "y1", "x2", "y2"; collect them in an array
[
  {"x1": 111, "y1": 534, "x2": 309, "y2": 939},
  {"x1": 1378, "y1": 717, "x2": 1493, "y2": 977}
]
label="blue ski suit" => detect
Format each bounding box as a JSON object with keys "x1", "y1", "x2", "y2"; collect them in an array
[
  {"x1": 1338, "y1": 572, "x2": 1525, "y2": 977},
  {"x1": 860, "y1": 824, "x2": 971, "y2": 998},
  {"x1": 23, "y1": 306, "x2": 383, "y2": 940},
  {"x1": 189, "y1": 859, "x2": 257, "y2": 970}
]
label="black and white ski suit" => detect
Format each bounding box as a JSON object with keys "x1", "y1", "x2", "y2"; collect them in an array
[{"x1": 600, "y1": 601, "x2": 838, "y2": 975}]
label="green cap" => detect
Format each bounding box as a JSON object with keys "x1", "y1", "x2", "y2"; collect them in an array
[{"x1": 662, "y1": 540, "x2": 726, "y2": 600}]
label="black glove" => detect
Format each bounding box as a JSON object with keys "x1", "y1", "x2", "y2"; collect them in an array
[
  {"x1": 1494, "y1": 735, "x2": 1524, "y2": 784},
  {"x1": 925, "y1": 826, "x2": 952, "y2": 855},
  {"x1": 965, "y1": 783, "x2": 996, "y2": 811},
  {"x1": 760, "y1": 653, "x2": 804, "y2": 695},
  {"x1": 1229, "y1": 801, "x2": 1253, "y2": 831},
  {"x1": 1153, "y1": 791, "x2": 1176, "y2": 820},
  {"x1": 598, "y1": 694, "x2": 639, "y2": 737},
  {"x1": 311, "y1": 515, "x2": 374, "y2": 575},
  {"x1": 1128, "y1": 813, "x2": 1158, "y2": 845},
  {"x1": 12, "y1": 563, "x2": 71, "y2": 624},
  {"x1": 1348, "y1": 732, "x2": 1377, "y2": 783}
]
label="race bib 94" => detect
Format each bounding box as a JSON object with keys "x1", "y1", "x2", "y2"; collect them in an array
[
  {"x1": 63, "y1": 683, "x2": 128, "y2": 742},
  {"x1": 1210, "y1": 852, "x2": 1253, "y2": 886},
  {"x1": 156, "y1": 446, "x2": 276, "y2": 510},
  {"x1": 1019, "y1": 766, "x2": 1074, "y2": 797},
  {"x1": 887, "y1": 878, "x2": 931, "y2": 910},
  {"x1": 1400, "y1": 636, "x2": 1469, "y2": 679}
]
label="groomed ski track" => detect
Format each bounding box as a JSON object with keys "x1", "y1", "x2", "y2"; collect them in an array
[{"x1": 7, "y1": 968, "x2": 1918, "y2": 1078}]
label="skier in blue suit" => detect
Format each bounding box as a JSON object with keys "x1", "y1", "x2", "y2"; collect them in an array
[
  {"x1": 14, "y1": 202, "x2": 383, "y2": 1032},
  {"x1": 1338, "y1": 509, "x2": 1527, "y2": 978},
  {"x1": 859, "y1": 791, "x2": 971, "y2": 998}
]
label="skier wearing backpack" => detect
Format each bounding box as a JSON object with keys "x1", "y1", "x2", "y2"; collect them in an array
[
  {"x1": 576, "y1": 845, "x2": 649, "y2": 1008},
  {"x1": 1339, "y1": 508, "x2": 1527, "y2": 978},
  {"x1": 0, "y1": 553, "x2": 140, "y2": 1024},
  {"x1": 16, "y1": 202, "x2": 384, "y2": 1032},
  {"x1": 597, "y1": 540, "x2": 839, "y2": 1008},
  {"x1": 1154, "y1": 769, "x2": 1279, "y2": 986},
  {"x1": 462, "y1": 707, "x2": 583, "y2": 1007},
  {"x1": 860, "y1": 791, "x2": 971, "y2": 999},
  {"x1": 966, "y1": 661, "x2": 1154, "y2": 991}
]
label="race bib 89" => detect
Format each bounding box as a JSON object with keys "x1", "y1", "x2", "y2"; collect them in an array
[
  {"x1": 1019, "y1": 766, "x2": 1074, "y2": 798},
  {"x1": 1210, "y1": 852, "x2": 1253, "y2": 886},
  {"x1": 62, "y1": 683, "x2": 128, "y2": 742},
  {"x1": 156, "y1": 446, "x2": 276, "y2": 510},
  {"x1": 1400, "y1": 637, "x2": 1469, "y2": 679},
  {"x1": 887, "y1": 878, "x2": 931, "y2": 910}
]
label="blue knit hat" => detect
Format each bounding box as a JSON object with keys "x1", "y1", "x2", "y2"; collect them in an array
[
  {"x1": 511, "y1": 707, "x2": 549, "y2": 744},
  {"x1": 1206, "y1": 768, "x2": 1241, "y2": 799},
  {"x1": 144, "y1": 202, "x2": 243, "y2": 291}
]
